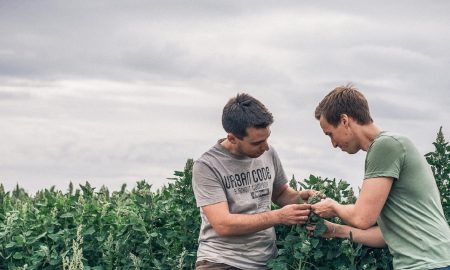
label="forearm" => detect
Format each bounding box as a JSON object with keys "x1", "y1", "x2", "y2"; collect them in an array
[
  {"x1": 215, "y1": 210, "x2": 281, "y2": 236},
  {"x1": 273, "y1": 188, "x2": 301, "y2": 207},
  {"x1": 334, "y1": 204, "x2": 358, "y2": 226},
  {"x1": 333, "y1": 224, "x2": 386, "y2": 248},
  {"x1": 272, "y1": 187, "x2": 315, "y2": 207},
  {"x1": 334, "y1": 204, "x2": 375, "y2": 229},
  {"x1": 206, "y1": 201, "x2": 310, "y2": 236},
  {"x1": 314, "y1": 178, "x2": 391, "y2": 230}
]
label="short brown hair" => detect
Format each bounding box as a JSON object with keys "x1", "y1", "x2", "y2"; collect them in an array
[
  {"x1": 222, "y1": 93, "x2": 274, "y2": 139},
  {"x1": 315, "y1": 84, "x2": 373, "y2": 126}
]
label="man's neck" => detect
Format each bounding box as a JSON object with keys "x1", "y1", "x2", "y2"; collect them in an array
[
  {"x1": 221, "y1": 138, "x2": 239, "y2": 155},
  {"x1": 358, "y1": 123, "x2": 382, "y2": 151}
]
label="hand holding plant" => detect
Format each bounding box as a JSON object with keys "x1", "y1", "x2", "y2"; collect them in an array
[
  {"x1": 306, "y1": 220, "x2": 336, "y2": 239},
  {"x1": 276, "y1": 203, "x2": 311, "y2": 225},
  {"x1": 298, "y1": 189, "x2": 325, "y2": 201},
  {"x1": 311, "y1": 198, "x2": 339, "y2": 218}
]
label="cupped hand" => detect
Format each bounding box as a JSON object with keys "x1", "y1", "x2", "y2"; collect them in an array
[
  {"x1": 310, "y1": 198, "x2": 338, "y2": 218},
  {"x1": 277, "y1": 203, "x2": 311, "y2": 225},
  {"x1": 306, "y1": 220, "x2": 336, "y2": 238},
  {"x1": 300, "y1": 189, "x2": 326, "y2": 201}
]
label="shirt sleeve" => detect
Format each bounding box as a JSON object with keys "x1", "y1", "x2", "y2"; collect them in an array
[
  {"x1": 192, "y1": 160, "x2": 227, "y2": 207},
  {"x1": 365, "y1": 136, "x2": 405, "y2": 180},
  {"x1": 270, "y1": 147, "x2": 288, "y2": 188}
]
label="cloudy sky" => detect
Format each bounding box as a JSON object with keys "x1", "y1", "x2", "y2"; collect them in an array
[{"x1": 1, "y1": 1, "x2": 449, "y2": 194}]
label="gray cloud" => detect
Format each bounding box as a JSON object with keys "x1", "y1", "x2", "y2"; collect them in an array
[{"x1": 1, "y1": 1, "x2": 449, "y2": 194}]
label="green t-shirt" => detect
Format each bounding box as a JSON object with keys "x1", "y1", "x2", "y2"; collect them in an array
[{"x1": 365, "y1": 131, "x2": 450, "y2": 270}]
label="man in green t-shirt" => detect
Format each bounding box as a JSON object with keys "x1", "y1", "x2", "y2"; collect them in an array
[{"x1": 310, "y1": 84, "x2": 450, "y2": 270}]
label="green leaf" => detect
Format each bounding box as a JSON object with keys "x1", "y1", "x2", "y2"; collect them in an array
[
  {"x1": 60, "y1": 212, "x2": 74, "y2": 218},
  {"x1": 311, "y1": 237, "x2": 320, "y2": 248},
  {"x1": 13, "y1": 252, "x2": 23, "y2": 259},
  {"x1": 314, "y1": 249, "x2": 324, "y2": 259},
  {"x1": 84, "y1": 226, "x2": 96, "y2": 235},
  {"x1": 48, "y1": 234, "x2": 60, "y2": 241},
  {"x1": 327, "y1": 248, "x2": 342, "y2": 259},
  {"x1": 14, "y1": 235, "x2": 25, "y2": 244},
  {"x1": 314, "y1": 220, "x2": 328, "y2": 237}
]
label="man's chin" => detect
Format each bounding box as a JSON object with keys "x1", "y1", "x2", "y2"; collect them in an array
[
  {"x1": 345, "y1": 149, "x2": 359, "y2": 154},
  {"x1": 248, "y1": 153, "x2": 263, "y2": 158}
]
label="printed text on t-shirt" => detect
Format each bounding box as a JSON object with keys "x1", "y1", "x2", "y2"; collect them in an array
[{"x1": 220, "y1": 167, "x2": 272, "y2": 189}]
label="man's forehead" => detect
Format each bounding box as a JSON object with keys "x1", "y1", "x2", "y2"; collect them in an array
[
  {"x1": 245, "y1": 127, "x2": 271, "y2": 139},
  {"x1": 319, "y1": 116, "x2": 334, "y2": 133},
  {"x1": 319, "y1": 115, "x2": 329, "y2": 127}
]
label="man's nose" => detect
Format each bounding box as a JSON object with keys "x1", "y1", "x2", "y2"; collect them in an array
[
  {"x1": 262, "y1": 141, "x2": 269, "y2": 151},
  {"x1": 331, "y1": 139, "x2": 338, "y2": 148}
]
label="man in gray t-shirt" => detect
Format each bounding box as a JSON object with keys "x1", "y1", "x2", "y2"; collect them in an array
[{"x1": 192, "y1": 93, "x2": 315, "y2": 270}]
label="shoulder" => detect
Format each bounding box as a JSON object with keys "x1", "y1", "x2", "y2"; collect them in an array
[
  {"x1": 369, "y1": 132, "x2": 407, "y2": 156},
  {"x1": 267, "y1": 144, "x2": 279, "y2": 155},
  {"x1": 193, "y1": 144, "x2": 220, "y2": 169},
  {"x1": 197, "y1": 142, "x2": 224, "y2": 161},
  {"x1": 264, "y1": 145, "x2": 281, "y2": 161},
  {"x1": 373, "y1": 132, "x2": 406, "y2": 147}
]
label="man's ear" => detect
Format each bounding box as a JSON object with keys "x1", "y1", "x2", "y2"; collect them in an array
[
  {"x1": 227, "y1": 133, "x2": 238, "y2": 144},
  {"x1": 340, "y1": 114, "x2": 349, "y2": 127}
]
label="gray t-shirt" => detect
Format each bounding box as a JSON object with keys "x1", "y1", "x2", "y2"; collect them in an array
[{"x1": 192, "y1": 139, "x2": 288, "y2": 269}]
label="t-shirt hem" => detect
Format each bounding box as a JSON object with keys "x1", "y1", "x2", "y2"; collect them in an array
[
  {"x1": 364, "y1": 172, "x2": 398, "y2": 180},
  {"x1": 196, "y1": 198, "x2": 227, "y2": 207},
  {"x1": 426, "y1": 261, "x2": 450, "y2": 269},
  {"x1": 397, "y1": 260, "x2": 450, "y2": 270},
  {"x1": 196, "y1": 255, "x2": 268, "y2": 270}
]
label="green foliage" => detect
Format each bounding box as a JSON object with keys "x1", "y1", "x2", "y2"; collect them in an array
[
  {"x1": 0, "y1": 159, "x2": 199, "y2": 270},
  {"x1": 305, "y1": 193, "x2": 327, "y2": 237},
  {"x1": 1, "y1": 128, "x2": 449, "y2": 269},
  {"x1": 268, "y1": 175, "x2": 393, "y2": 270},
  {"x1": 425, "y1": 127, "x2": 450, "y2": 222}
]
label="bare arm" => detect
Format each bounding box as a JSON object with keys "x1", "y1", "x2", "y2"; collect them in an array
[
  {"x1": 202, "y1": 201, "x2": 310, "y2": 236},
  {"x1": 307, "y1": 221, "x2": 386, "y2": 248},
  {"x1": 202, "y1": 183, "x2": 314, "y2": 237},
  {"x1": 272, "y1": 183, "x2": 318, "y2": 207},
  {"x1": 312, "y1": 177, "x2": 393, "y2": 229}
]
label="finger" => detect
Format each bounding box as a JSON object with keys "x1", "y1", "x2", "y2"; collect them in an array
[
  {"x1": 296, "y1": 216, "x2": 309, "y2": 224},
  {"x1": 297, "y1": 215, "x2": 309, "y2": 222},
  {"x1": 296, "y1": 203, "x2": 311, "y2": 210},
  {"x1": 299, "y1": 209, "x2": 310, "y2": 216}
]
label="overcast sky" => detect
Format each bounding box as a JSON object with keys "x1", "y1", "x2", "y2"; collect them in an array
[{"x1": 1, "y1": 1, "x2": 449, "y2": 194}]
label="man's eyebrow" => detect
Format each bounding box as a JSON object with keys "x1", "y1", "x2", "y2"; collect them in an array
[{"x1": 251, "y1": 130, "x2": 271, "y2": 144}]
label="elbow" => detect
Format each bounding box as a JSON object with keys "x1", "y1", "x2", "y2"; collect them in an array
[
  {"x1": 355, "y1": 222, "x2": 373, "y2": 230},
  {"x1": 212, "y1": 223, "x2": 233, "y2": 237},
  {"x1": 352, "y1": 217, "x2": 377, "y2": 230}
]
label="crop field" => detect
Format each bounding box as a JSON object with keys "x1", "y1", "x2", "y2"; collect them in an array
[{"x1": 1, "y1": 128, "x2": 449, "y2": 270}]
